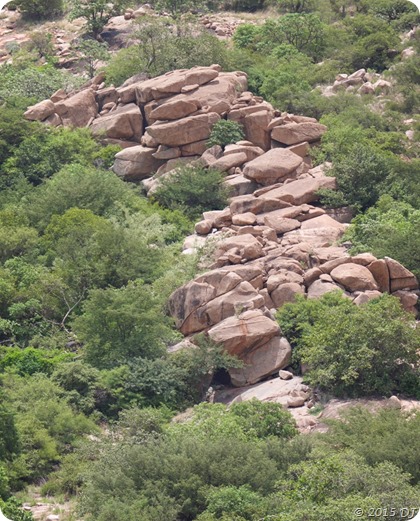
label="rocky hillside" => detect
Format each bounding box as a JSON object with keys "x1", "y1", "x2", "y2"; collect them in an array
[{"x1": 24, "y1": 64, "x2": 419, "y2": 427}]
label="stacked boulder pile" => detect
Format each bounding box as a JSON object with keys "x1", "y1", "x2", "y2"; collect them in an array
[
  {"x1": 322, "y1": 68, "x2": 392, "y2": 97},
  {"x1": 24, "y1": 65, "x2": 419, "y2": 402}
]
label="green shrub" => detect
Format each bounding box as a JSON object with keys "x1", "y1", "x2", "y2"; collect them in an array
[
  {"x1": 0, "y1": 347, "x2": 72, "y2": 376},
  {"x1": 321, "y1": 407, "x2": 420, "y2": 484},
  {"x1": 73, "y1": 280, "x2": 172, "y2": 369},
  {"x1": 0, "y1": 65, "x2": 82, "y2": 104},
  {"x1": 1, "y1": 128, "x2": 108, "y2": 187},
  {"x1": 345, "y1": 196, "x2": 420, "y2": 279},
  {"x1": 106, "y1": 19, "x2": 229, "y2": 85},
  {"x1": 13, "y1": 0, "x2": 63, "y2": 19},
  {"x1": 323, "y1": 143, "x2": 392, "y2": 212},
  {"x1": 152, "y1": 165, "x2": 230, "y2": 221},
  {"x1": 207, "y1": 120, "x2": 245, "y2": 148},
  {"x1": 70, "y1": 0, "x2": 131, "y2": 37},
  {"x1": 279, "y1": 293, "x2": 420, "y2": 397}
]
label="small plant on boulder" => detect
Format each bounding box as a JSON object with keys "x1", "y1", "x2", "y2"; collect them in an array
[{"x1": 207, "y1": 120, "x2": 245, "y2": 149}]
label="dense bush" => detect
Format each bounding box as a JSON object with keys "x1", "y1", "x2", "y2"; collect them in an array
[
  {"x1": 345, "y1": 196, "x2": 420, "y2": 279},
  {"x1": 13, "y1": 0, "x2": 63, "y2": 19},
  {"x1": 278, "y1": 293, "x2": 420, "y2": 397},
  {"x1": 70, "y1": 0, "x2": 131, "y2": 36},
  {"x1": 207, "y1": 120, "x2": 245, "y2": 148},
  {"x1": 0, "y1": 65, "x2": 82, "y2": 104},
  {"x1": 152, "y1": 165, "x2": 230, "y2": 220},
  {"x1": 106, "y1": 19, "x2": 229, "y2": 85}
]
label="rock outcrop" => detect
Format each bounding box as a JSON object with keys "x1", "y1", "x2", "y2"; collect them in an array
[{"x1": 25, "y1": 64, "x2": 419, "y2": 390}]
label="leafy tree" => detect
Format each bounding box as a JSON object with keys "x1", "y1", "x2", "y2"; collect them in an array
[
  {"x1": 198, "y1": 486, "x2": 266, "y2": 521},
  {"x1": 70, "y1": 0, "x2": 132, "y2": 37},
  {"x1": 321, "y1": 407, "x2": 420, "y2": 484},
  {"x1": 367, "y1": 0, "x2": 418, "y2": 23},
  {"x1": 52, "y1": 361, "x2": 111, "y2": 415},
  {"x1": 321, "y1": 143, "x2": 392, "y2": 212},
  {"x1": 152, "y1": 165, "x2": 230, "y2": 220},
  {"x1": 13, "y1": 0, "x2": 63, "y2": 19},
  {"x1": 172, "y1": 400, "x2": 297, "y2": 441},
  {"x1": 106, "y1": 18, "x2": 229, "y2": 84},
  {"x1": 0, "y1": 128, "x2": 108, "y2": 187},
  {"x1": 73, "y1": 281, "x2": 172, "y2": 369},
  {"x1": 22, "y1": 165, "x2": 139, "y2": 231},
  {"x1": 277, "y1": 0, "x2": 315, "y2": 13},
  {"x1": 0, "y1": 347, "x2": 71, "y2": 376},
  {"x1": 260, "y1": 14, "x2": 326, "y2": 60},
  {"x1": 0, "y1": 401, "x2": 19, "y2": 462},
  {"x1": 0, "y1": 65, "x2": 82, "y2": 104},
  {"x1": 76, "y1": 39, "x2": 110, "y2": 79},
  {"x1": 207, "y1": 120, "x2": 245, "y2": 149},
  {"x1": 155, "y1": 0, "x2": 205, "y2": 16},
  {"x1": 345, "y1": 196, "x2": 420, "y2": 279},
  {"x1": 279, "y1": 293, "x2": 420, "y2": 397}
]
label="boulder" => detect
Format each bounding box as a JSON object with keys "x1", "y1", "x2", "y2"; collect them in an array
[
  {"x1": 207, "y1": 309, "x2": 280, "y2": 356},
  {"x1": 307, "y1": 279, "x2": 344, "y2": 299},
  {"x1": 212, "y1": 152, "x2": 248, "y2": 172},
  {"x1": 149, "y1": 98, "x2": 200, "y2": 121},
  {"x1": 24, "y1": 99, "x2": 55, "y2": 121},
  {"x1": 112, "y1": 146, "x2": 165, "y2": 180},
  {"x1": 54, "y1": 89, "x2": 98, "y2": 127},
  {"x1": 232, "y1": 212, "x2": 257, "y2": 226},
  {"x1": 147, "y1": 112, "x2": 220, "y2": 147},
  {"x1": 230, "y1": 195, "x2": 291, "y2": 216},
  {"x1": 229, "y1": 336, "x2": 292, "y2": 386},
  {"x1": 367, "y1": 259, "x2": 390, "y2": 293},
  {"x1": 330, "y1": 264, "x2": 379, "y2": 292},
  {"x1": 243, "y1": 149, "x2": 303, "y2": 186},
  {"x1": 270, "y1": 282, "x2": 305, "y2": 308},
  {"x1": 214, "y1": 234, "x2": 263, "y2": 261},
  {"x1": 243, "y1": 110, "x2": 272, "y2": 150},
  {"x1": 224, "y1": 144, "x2": 264, "y2": 162},
  {"x1": 90, "y1": 103, "x2": 143, "y2": 141},
  {"x1": 392, "y1": 290, "x2": 418, "y2": 314},
  {"x1": 271, "y1": 122, "x2": 327, "y2": 145},
  {"x1": 287, "y1": 215, "x2": 346, "y2": 248},
  {"x1": 263, "y1": 216, "x2": 301, "y2": 235},
  {"x1": 260, "y1": 176, "x2": 337, "y2": 206},
  {"x1": 385, "y1": 257, "x2": 418, "y2": 291}
]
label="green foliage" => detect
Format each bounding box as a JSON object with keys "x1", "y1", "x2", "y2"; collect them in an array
[
  {"x1": 13, "y1": 0, "x2": 63, "y2": 19},
  {"x1": 70, "y1": 0, "x2": 132, "y2": 36},
  {"x1": 0, "y1": 497, "x2": 33, "y2": 521},
  {"x1": 207, "y1": 120, "x2": 245, "y2": 148},
  {"x1": 22, "y1": 164, "x2": 141, "y2": 230},
  {"x1": 1, "y1": 374, "x2": 97, "y2": 484},
  {"x1": 277, "y1": 0, "x2": 315, "y2": 13},
  {"x1": 0, "y1": 347, "x2": 72, "y2": 376},
  {"x1": 198, "y1": 486, "x2": 266, "y2": 521},
  {"x1": 0, "y1": 65, "x2": 81, "y2": 104},
  {"x1": 0, "y1": 127, "x2": 112, "y2": 187},
  {"x1": 171, "y1": 400, "x2": 297, "y2": 441},
  {"x1": 321, "y1": 143, "x2": 392, "y2": 212},
  {"x1": 52, "y1": 361, "x2": 111, "y2": 415},
  {"x1": 320, "y1": 407, "x2": 420, "y2": 484},
  {"x1": 103, "y1": 335, "x2": 241, "y2": 410},
  {"x1": 73, "y1": 280, "x2": 172, "y2": 369},
  {"x1": 260, "y1": 14, "x2": 326, "y2": 60},
  {"x1": 155, "y1": 0, "x2": 205, "y2": 16},
  {"x1": 279, "y1": 293, "x2": 420, "y2": 397},
  {"x1": 345, "y1": 195, "x2": 420, "y2": 279},
  {"x1": 106, "y1": 18, "x2": 229, "y2": 85},
  {"x1": 0, "y1": 402, "x2": 19, "y2": 462},
  {"x1": 152, "y1": 165, "x2": 230, "y2": 221},
  {"x1": 76, "y1": 39, "x2": 110, "y2": 79}
]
